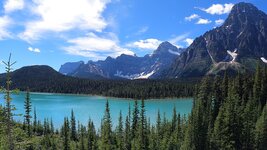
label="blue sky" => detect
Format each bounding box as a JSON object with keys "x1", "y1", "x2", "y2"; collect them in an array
[{"x1": 0, "y1": 0, "x2": 266, "y2": 72}]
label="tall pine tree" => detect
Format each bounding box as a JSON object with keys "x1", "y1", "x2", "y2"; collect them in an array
[
  {"x1": 24, "y1": 88, "x2": 32, "y2": 137},
  {"x1": 100, "y1": 100, "x2": 113, "y2": 150},
  {"x1": 2, "y1": 54, "x2": 16, "y2": 150}
]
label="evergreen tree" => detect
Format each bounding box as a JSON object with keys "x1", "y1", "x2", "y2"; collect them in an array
[
  {"x1": 63, "y1": 117, "x2": 70, "y2": 150},
  {"x1": 137, "y1": 99, "x2": 149, "y2": 150},
  {"x1": 131, "y1": 100, "x2": 139, "y2": 139},
  {"x1": 156, "y1": 109, "x2": 161, "y2": 148},
  {"x1": 70, "y1": 109, "x2": 77, "y2": 141},
  {"x1": 222, "y1": 71, "x2": 229, "y2": 100},
  {"x1": 100, "y1": 100, "x2": 113, "y2": 149},
  {"x1": 254, "y1": 63, "x2": 262, "y2": 106},
  {"x1": 171, "y1": 107, "x2": 177, "y2": 132},
  {"x1": 212, "y1": 84, "x2": 242, "y2": 149},
  {"x1": 87, "y1": 120, "x2": 97, "y2": 150},
  {"x1": 79, "y1": 125, "x2": 86, "y2": 150},
  {"x1": 116, "y1": 111, "x2": 124, "y2": 150},
  {"x1": 24, "y1": 88, "x2": 32, "y2": 137},
  {"x1": 212, "y1": 76, "x2": 222, "y2": 121},
  {"x1": 33, "y1": 107, "x2": 37, "y2": 134},
  {"x1": 50, "y1": 118, "x2": 54, "y2": 134},
  {"x1": 124, "y1": 104, "x2": 131, "y2": 150},
  {"x1": 2, "y1": 54, "x2": 16, "y2": 150},
  {"x1": 254, "y1": 104, "x2": 267, "y2": 150},
  {"x1": 241, "y1": 95, "x2": 257, "y2": 149},
  {"x1": 260, "y1": 66, "x2": 267, "y2": 106}
]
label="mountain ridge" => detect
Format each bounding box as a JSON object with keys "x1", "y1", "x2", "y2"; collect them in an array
[{"x1": 59, "y1": 41, "x2": 185, "y2": 79}]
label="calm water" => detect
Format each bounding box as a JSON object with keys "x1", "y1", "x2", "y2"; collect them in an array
[{"x1": 0, "y1": 92, "x2": 193, "y2": 129}]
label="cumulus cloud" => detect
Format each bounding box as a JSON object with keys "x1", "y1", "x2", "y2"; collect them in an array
[
  {"x1": 0, "y1": 16, "x2": 12, "y2": 40},
  {"x1": 4, "y1": 0, "x2": 24, "y2": 13},
  {"x1": 19, "y1": 0, "x2": 111, "y2": 42},
  {"x1": 28, "y1": 47, "x2": 41, "y2": 53},
  {"x1": 185, "y1": 14, "x2": 200, "y2": 21},
  {"x1": 127, "y1": 39, "x2": 162, "y2": 50},
  {"x1": 199, "y1": 3, "x2": 234, "y2": 15},
  {"x1": 215, "y1": 19, "x2": 224, "y2": 25},
  {"x1": 184, "y1": 38, "x2": 194, "y2": 46},
  {"x1": 196, "y1": 18, "x2": 212, "y2": 24},
  {"x1": 64, "y1": 33, "x2": 134, "y2": 60}
]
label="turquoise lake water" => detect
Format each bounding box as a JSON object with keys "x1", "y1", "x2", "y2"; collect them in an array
[{"x1": 0, "y1": 92, "x2": 193, "y2": 129}]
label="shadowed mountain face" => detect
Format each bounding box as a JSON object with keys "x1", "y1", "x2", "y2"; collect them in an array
[
  {"x1": 59, "y1": 42, "x2": 184, "y2": 79},
  {"x1": 164, "y1": 2, "x2": 267, "y2": 78},
  {"x1": 59, "y1": 61, "x2": 84, "y2": 75}
]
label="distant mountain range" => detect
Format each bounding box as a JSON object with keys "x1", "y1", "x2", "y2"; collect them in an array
[
  {"x1": 59, "y1": 42, "x2": 185, "y2": 79},
  {"x1": 59, "y1": 2, "x2": 267, "y2": 79}
]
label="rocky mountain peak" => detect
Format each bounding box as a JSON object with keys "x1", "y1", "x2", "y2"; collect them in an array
[
  {"x1": 153, "y1": 41, "x2": 180, "y2": 56},
  {"x1": 224, "y1": 2, "x2": 267, "y2": 27}
]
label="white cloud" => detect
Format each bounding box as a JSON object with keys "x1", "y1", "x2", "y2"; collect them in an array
[
  {"x1": 215, "y1": 19, "x2": 224, "y2": 25},
  {"x1": 127, "y1": 39, "x2": 162, "y2": 50},
  {"x1": 184, "y1": 38, "x2": 194, "y2": 46},
  {"x1": 4, "y1": 0, "x2": 24, "y2": 13},
  {"x1": 196, "y1": 18, "x2": 212, "y2": 24},
  {"x1": 64, "y1": 33, "x2": 134, "y2": 60},
  {"x1": 28, "y1": 47, "x2": 41, "y2": 53},
  {"x1": 19, "y1": 0, "x2": 111, "y2": 42},
  {"x1": 169, "y1": 33, "x2": 189, "y2": 44},
  {"x1": 199, "y1": 3, "x2": 234, "y2": 15},
  {"x1": 185, "y1": 14, "x2": 200, "y2": 21},
  {"x1": 0, "y1": 16, "x2": 12, "y2": 40}
]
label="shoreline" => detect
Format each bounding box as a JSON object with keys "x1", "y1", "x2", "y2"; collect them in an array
[{"x1": 16, "y1": 91, "x2": 193, "y2": 101}]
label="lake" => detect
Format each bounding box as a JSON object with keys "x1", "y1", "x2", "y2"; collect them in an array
[{"x1": 0, "y1": 92, "x2": 193, "y2": 129}]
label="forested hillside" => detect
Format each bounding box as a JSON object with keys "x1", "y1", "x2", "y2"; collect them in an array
[{"x1": 0, "y1": 65, "x2": 196, "y2": 99}]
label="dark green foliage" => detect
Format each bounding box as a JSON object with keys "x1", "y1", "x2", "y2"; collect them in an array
[
  {"x1": 131, "y1": 100, "x2": 139, "y2": 139},
  {"x1": 62, "y1": 117, "x2": 70, "y2": 150},
  {"x1": 137, "y1": 99, "x2": 149, "y2": 150},
  {"x1": 87, "y1": 119, "x2": 97, "y2": 150},
  {"x1": 100, "y1": 100, "x2": 114, "y2": 149},
  {"x1": 79, "y1": 125, "x2": 86, "y2": 150},
  {"x1": 2, "y1": 54, "x2": 16, "y2": 150},
  {"x1": 115, "y1": 111, "x2": 124, "y2": 150},
  {"x1": 70, "y1": 109, "x2": 77, "y2": 141},
  {"x1": 255, "y1": 105, "x2": 267, "y2": 150},
  {"x1": 33, "y1": 107, "x2": 37, "y2": 134},
  {"x1": 24, "y1": 88, "x2": 32, "y2": 137},
  {"x1": 124, "y1": 104, "x2": 131, "y2": 150}
]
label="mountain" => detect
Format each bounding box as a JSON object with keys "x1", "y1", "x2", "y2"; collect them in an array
[
  {"x1": 59, "y1": 41, "x2": 184, "y2": 79},
  {"x1": 59, "y1": 61, "x2": 84, "y2": 75},
  {"x1": 164, "y1": 2, "x2": 267, "y2": 78}
]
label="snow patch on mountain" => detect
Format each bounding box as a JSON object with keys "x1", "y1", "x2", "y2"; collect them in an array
[
  {"x1": 136, "y1": 71, "x2": 156, "y2": 79},
  {"x1": 168, "y1": 49, "x2": 180, "y2": 56},
  {"x1": 261, "y1": 57, "x2": 267, "y2": 63},
  {"x1": 227, "y1": 49, "x2": 238, "y2": 63},
  {"x1": 114, "y1": 70, "x2": 156, "y2": 79}
]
